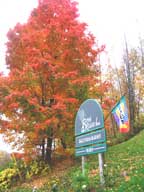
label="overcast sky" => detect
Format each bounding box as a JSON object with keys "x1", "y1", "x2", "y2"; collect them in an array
[
  {"x1": 1, "y1": 0, "x2": 144, "y2": 72},
  {"x1": 0, "y1": 0, "x2": 144, "y2": 151}
]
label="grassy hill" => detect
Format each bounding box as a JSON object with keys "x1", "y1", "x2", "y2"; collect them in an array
[
  {"x1": 8, "y1": 130, "x2": 144, "y2": 191},
  {"x1": 104, "y1": 130, "x2": 144, "y2": 191}
]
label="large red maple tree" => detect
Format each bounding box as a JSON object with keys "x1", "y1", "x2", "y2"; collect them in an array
[{"x1": 0, "y1": 0, "x2": 102, "y2": 163}]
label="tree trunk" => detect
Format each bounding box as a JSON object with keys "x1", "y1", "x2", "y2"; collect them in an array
[
  {"x1": 45, "y1": 136, "x2": 53, "y2": 165},
  {"x1": 61, "y1": 138, "x2": 67, "y2": 149},
  {"x1": 41, "y1": 138, "x2": 45, "y2": 160}
]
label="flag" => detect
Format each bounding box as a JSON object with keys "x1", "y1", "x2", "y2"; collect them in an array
[{"x1": 112, "y1": 96, "x2": 129, "y2": 133}]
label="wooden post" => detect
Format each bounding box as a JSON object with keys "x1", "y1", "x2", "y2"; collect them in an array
[{"x1": 98, "y1": 153, "x2": 105, "y2": 186}]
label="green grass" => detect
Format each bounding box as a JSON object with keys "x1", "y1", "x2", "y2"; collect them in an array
[
  {"x1": 104, "y1": 130, "x2": 144, "y2": 191},
  {"x1": 69, "y1": 130, "x2": 144, "y2": 191},
  {"x1": 10, "y1": 130, "x2": 144, "y2": 191}
]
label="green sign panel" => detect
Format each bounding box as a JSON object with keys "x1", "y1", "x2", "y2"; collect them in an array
[
  {"x1": 75, "y1": 99, "x2": 104, "y2": 136},
  {"x1": 75, "y1": 129, "x2": 106, "y2": 148},
  {"x1": 75, "y1": 99, "x2": 107, "y2": 157},
  {"x1": 75, "y1": 143, "x2": 107, "y2": 157}
]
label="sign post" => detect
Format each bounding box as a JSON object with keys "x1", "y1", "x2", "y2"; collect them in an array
[
  {"x1": 75, "y1": 99, "x2": 107, "y2": 185},
  {"x1": 98, "y1": 153, "x2": 105, "y2": 185},
  {"x1": 82, "y1": 156, "x2": 85, "y2": 175}
]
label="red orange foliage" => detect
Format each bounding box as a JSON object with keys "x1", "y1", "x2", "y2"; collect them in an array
[{"x1": 0, "y1": 0, "x2": 106, "y2": 162}]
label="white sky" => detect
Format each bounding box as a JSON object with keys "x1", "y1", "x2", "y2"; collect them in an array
[{"x1": 0, "y1": 0, "x2": 144, "y2": 151}]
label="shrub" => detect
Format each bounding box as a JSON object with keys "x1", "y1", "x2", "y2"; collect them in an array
[
  {"x1": 0, "y1": 167, "x2": 19, "y2": 191},
  {"x1": 0, "y1": 158, "x2": 50, "y2": 191}
]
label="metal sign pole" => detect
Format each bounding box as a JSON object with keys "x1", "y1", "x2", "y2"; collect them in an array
[
  {"x1": 82, "y1": 156, "x2": 85, "y2": 175},
  {"x1": 98, "y1": 153, "x2": 105, "y2": 186}
]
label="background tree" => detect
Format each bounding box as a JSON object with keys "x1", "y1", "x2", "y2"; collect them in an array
[{"x1": 123, "y1": 37, "x2": 144, "y2": 134}]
